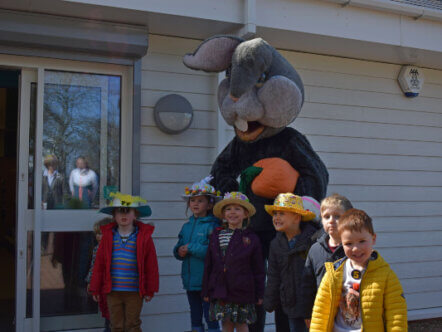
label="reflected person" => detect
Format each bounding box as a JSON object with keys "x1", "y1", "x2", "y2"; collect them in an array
[
  {"x1": 69, "y1": 156, "x2": 98, "y2": 208},
  {"x1": 42, "y1": 154, "x2": 64, "y2": 209}
]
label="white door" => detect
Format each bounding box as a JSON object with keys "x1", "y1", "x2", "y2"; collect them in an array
[{"x1": 11, "y1": 56, "x2": 133, "y2": 332}]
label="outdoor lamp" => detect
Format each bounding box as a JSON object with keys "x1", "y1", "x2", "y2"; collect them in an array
[{"x1": 153, "y1": 94, "x2": 193, "y2": 134}]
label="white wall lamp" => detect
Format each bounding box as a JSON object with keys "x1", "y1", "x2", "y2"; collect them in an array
[
  {"x1": 154, "y1": 94, "x2": 194, "y2": 134},
  {"x1": 398, "y1": 66, "x2": 424, "y2": 98}
]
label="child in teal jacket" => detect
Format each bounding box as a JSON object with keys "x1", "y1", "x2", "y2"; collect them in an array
[{"x1": 173, "y1": 176, "x2": 221, "y2": 332}]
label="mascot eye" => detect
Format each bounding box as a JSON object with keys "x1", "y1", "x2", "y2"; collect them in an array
[
  {"x1": 225, "y1": 66, "x2": 231, "y2": 80},
  {"x1": 255, "y1": 72, "x2": 267, "y2": 88}
]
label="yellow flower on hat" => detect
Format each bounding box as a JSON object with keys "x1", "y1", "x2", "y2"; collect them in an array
[
  {"x1": 265, "y1": 193, "x2": 316, "y2": 221},
  {"x1": 109, "y1": 192, "x2": 147, "y2": 206}
]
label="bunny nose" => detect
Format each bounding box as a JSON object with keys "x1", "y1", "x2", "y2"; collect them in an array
[{"x1": 229, "y1": 94, "x2": 239, "y2": 102}]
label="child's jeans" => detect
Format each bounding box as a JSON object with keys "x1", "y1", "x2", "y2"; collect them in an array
[
  {"x1": 186, "y1": 291, "x2": 220, "y2": 332},
  {"x1": 107, "y1": 291, "x2": 143, "y2": 332},
  {"x1": 288, "y1": 318, "x2": 307, "y2": 332}
]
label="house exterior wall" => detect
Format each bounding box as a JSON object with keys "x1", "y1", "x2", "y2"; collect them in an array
[
  {"x1": 140, "y1": 34, "x2": 442, "y2": 330},
  {"x1": 138, "y1": 35, "x2": 218, "y2": 330}
]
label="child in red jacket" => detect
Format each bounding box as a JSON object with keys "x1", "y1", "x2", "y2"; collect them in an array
[{"x1": 89, "y1": 192, "x2": 159, "y2": 332}]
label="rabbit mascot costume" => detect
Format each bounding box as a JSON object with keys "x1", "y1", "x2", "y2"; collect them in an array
[{"x1": 183, "y1": 36, "x2": 328, "y2": 331}]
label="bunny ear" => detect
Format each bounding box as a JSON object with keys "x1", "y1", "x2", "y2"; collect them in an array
[{"x1": 183, "y1": 35, "x2": 243, "y2": 72}]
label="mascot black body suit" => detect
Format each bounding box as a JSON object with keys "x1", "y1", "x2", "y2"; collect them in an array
[{"x1": 184, "y1": 36, "x2": 329, "y2": 332}]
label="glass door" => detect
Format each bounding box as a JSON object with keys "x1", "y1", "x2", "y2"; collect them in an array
[{"x1": 13, "y1": 57, "x2": 133, "y2": 332}]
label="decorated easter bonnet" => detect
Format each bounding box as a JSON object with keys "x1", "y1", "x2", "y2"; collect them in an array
[
  {"x1": 182, "y1": 175, "x2": 222, "y2": 201},
  {"x1": 213, "y1": 192, "x2": 256, "y2": 219},
  {"x1": 99, "y1": 192, "x2": 152, "y2": 217},
  {"x1": 265, "y1": 193, "x2": 316, "y2": 221},
  {"x1": 301, "y1": 196, "x2": 321, "y2": 223}
]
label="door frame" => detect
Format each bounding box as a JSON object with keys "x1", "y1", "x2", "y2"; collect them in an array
[{"x1": 4, "y1": 54, "x2": 133, "y2": 332}]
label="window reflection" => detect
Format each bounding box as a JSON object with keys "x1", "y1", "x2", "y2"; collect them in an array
[
  {"x1": 40, "y1": 231, "x2": 97, "y2": 316},
  {"x1": 42, "y1": 71, "x2": 121, "y2": 209}
]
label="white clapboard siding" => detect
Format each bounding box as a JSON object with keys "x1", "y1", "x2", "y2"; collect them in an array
[
  {"x1": 140, "y1": 35, "x2": 218, "y2": 331},
  {"x1": 139, "y1": 34, "x2": 442, "y2": 329}
]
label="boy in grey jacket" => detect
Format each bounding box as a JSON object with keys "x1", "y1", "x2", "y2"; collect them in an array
[{"x1": 300, "y1": 193, "x2": 353, "y2": 328}]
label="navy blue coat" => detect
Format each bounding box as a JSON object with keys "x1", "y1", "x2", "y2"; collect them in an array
[{"x1": 263, "y1": 222, "x2": 317, "y2": 319}]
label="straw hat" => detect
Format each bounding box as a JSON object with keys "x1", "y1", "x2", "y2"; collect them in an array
[
  {"x1": 99, "y1": 192, "x2": 152, "y2": 217},
  {"x1": 182, "y1": 175, "x2": 222, "y2": 201},
  {"x1": 265, "y1": 193, "x2": 316, "y2": 221},
  {"x1": 213, "y1": 192, "x2": 256, "y2": 219}
]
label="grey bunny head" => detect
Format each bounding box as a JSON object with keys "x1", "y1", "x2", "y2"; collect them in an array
[{"x1": 183, "y1": 35, "x2": 304, "y2": 142}]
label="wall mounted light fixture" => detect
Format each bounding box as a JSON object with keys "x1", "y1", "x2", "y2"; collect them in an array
[{"x1": 154, "y1": 94, "x2": 194, "y2": 134}]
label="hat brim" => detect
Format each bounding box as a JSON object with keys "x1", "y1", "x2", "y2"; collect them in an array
[
  {"x1": 213, "y1": 199, "x2": 256, "y2": 219},
  {"x1": 99, "y1": 205, "x2": 152, "y2": 218},
  {"x1": 264, "y1": 205, "x2": 315, "y2": 221}
]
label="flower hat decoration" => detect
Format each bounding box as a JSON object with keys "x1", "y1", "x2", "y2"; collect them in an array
[{"x1": 182, "y1": 175, "x2": 222, "y2": 201}]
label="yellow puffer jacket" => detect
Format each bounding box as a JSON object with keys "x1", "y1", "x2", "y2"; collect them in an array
[{"x1": 310, "y1": 251, "x2": 407, "y2": 332}]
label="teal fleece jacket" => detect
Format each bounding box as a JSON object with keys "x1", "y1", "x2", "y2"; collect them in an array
[{"x1": 173, "y1": 214, "x2": 220, "y2": 291}]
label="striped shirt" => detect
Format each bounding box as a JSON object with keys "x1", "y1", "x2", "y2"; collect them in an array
[
  {"x1": 219, "y1": 228, "x2": 235, "y2": 256},
  {"x1": 111, "y1": 227, "x2": 139, "y2": 291}
]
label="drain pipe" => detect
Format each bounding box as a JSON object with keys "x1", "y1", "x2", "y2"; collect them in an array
[
  {"x1": 321, "y1": 0, "x2": 442, "y2": 22},
  {"x1": 235, "y1": 0, "x2": 256, "y2": 39}
]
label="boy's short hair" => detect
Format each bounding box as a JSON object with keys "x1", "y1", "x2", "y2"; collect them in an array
[
  {"x1": 320, "y1": 193, "x2": 353, "y2": 213},
  {"x1": 338, "y1": 208, "x2": 374, "y2": 235},
  {"x1": 93, "y1": 217, "x2": 113, "y2": 234}
]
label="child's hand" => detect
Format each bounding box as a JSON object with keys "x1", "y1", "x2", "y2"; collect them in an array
[
  {"x1": 257, "y1": 298, "x2": 263, "y2": 305},
  {"x1": 144, "y1": 296, "x2": 152, "y2": 303},
  {"x1": 178, "y1": 245, "x2": 189, "y2": 257},
  {"x1": 92, "y1": 294, "x2": 100, "y2": 302},
  {"x1": 203, "y1": 297, "x2": 209, "y2": 302},
  {"x1": 305, "y1": 319, "x2": 311, "y2": 328}
]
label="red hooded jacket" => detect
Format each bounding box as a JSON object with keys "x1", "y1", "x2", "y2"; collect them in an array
[{"x1": 89, "y1": 221, "x2": 159, "y2": 297}]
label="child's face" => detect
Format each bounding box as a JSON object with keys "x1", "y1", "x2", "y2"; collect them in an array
[
  {"x1": 189, "y1": 195, "x2": 212, "y2": 218},
  {"x1": 223, "y1": 204, "x2": 248, "y2": 229},
  {"x1": 272, "y1": 210, "x2": 301, "y2": 233},
  {"x1": 341, "y1": 228, "x2": 376, "y2": 268},
  {"x1": 96, "y1": 232, "x2": 102, "y2": 242},
  {"x1": 321, "y1": 206, "x2": 345, "y2": 240},
  {"x1": 114, "y1": 208, "x2": 137, "y2": 227}
]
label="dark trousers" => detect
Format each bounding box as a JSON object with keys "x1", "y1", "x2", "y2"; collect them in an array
[
  {"x1": 275, "y1": 308, "x2": 291, "y2": 332},
  {"x1": 187, "y1": 291, "x2": 219, "y2": 330},
  {"x1": 288, "y1": 318, "x2": 307, "y2": 332},
  {"x1": 248, "y1": 229, "x2": 277, "y2": 332}
]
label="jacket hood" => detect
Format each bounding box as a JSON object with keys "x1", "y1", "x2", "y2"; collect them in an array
[
  {"x1": 101, "y1": 220, "x2": 155, "y2": 237},
  {"x1": 327, "y1": 251, "x2": 387, "y2": 275}
]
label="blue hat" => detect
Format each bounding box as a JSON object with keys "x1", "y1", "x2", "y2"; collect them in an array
[{"x1": 99, "y1": 192, "x2": 152, "y2": 217}]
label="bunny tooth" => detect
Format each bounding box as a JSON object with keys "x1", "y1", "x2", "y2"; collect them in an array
[{"x1": 235, "y1": 118, "x2": 248, "y2": 132}]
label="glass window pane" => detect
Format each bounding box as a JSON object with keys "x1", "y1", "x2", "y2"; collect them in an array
[
  {"x1": 42, "y1": 71, "x2": 121, "y2": 209},
  {"x1": 40, "y1": 231, "x2": 97, "y2": 316}
]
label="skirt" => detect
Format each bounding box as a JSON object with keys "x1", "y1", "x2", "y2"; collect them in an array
[{"x1": 209, "y1": 300, "x2": 257, "y2": 324}]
